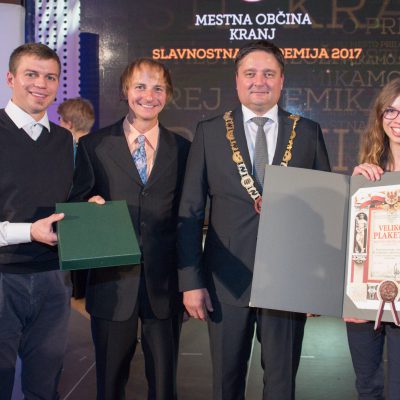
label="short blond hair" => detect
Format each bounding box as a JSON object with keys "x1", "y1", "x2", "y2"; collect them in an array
[{"x1": 57, "y1": 97, "x2": 95, "y2": 133}]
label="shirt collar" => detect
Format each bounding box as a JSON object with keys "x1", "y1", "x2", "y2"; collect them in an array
[
  {"x1": 5, "y1": 100, "x2": 51, "y2": 131},
  {"x1": 242, "y1": 104, "x2": 278, "y2": 124},
  {"x1": 123, "y1": 116, "x2": 159, "y2": 149}
]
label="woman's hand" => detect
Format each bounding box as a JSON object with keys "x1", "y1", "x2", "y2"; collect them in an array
[
  {"x1": 343, "y1": 317, "x2": 368, "y2": 323},
  {"x1": 352, "y1": 163, "x2": 384, "y2": 181}
]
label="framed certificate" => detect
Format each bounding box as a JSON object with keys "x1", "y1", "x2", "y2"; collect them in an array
[
  {"x1": 250, "y1": 165, "x2": 400, "y2": 324},
  {"x1": 346, "y1": 183, "x2": 400, "y2": 327}
]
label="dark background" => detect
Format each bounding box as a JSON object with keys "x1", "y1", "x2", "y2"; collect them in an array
[{"x1": 80, "y1": 0, "x2": 400, "y2": 173}]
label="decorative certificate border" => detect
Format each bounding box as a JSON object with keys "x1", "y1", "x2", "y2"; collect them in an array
[{"x1": 346, "y1": 184, "x2": 400, "y2": 310}]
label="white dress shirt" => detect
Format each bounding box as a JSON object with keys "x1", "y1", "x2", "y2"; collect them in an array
[
  {"x1": 0, "y1": 100, "x2": 51, "y2": 247},
  {"x1": 242, "y1": 104, "x2": 279, "y2": 169}
]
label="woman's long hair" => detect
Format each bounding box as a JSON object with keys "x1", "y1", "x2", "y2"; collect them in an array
[{"x1": 359, "y1": 78, "x2": 400, "y2": 170}]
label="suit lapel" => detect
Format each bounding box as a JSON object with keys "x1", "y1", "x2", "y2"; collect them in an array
[
  {"x1": 232, "y1": 107, "x2": 252, "y2": 173},
  {"x1": 272, "y1": 108, "x2": 292, "y2": 166},
  {"x1": 145, "y1": 124, "x2": 176, "y2": 188},
  {"x1": 105, "y1": 119, "x2": 143, "y2": 185}
]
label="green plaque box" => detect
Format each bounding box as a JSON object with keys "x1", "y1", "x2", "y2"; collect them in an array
[{"x1": 56, "y1": 200, "x2": 141, "y2": 270}]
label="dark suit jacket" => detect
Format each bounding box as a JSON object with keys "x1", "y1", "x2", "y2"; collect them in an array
[
  {"x1": 178, "y1": 107, "x2": 331, "y2": 307},
  {"x1": 69, "y1": 119, "x2": 190, "y2": 321}
]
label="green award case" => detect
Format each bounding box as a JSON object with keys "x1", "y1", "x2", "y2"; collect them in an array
[{"x1": 56, "y1": 200, "x2": 141, "y2": 270}]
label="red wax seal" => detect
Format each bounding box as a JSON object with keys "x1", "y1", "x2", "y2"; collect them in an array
[
  {"x1": 374, "y1": 280, "x2": 400, "y2": 330},
  {"x1": 380, "y1": 280, "x2": 398, "y2": 302}
]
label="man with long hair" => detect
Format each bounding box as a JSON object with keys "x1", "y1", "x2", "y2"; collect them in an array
[{"x1": 69, "y1": 58, "x2": 190, "y2": 400}]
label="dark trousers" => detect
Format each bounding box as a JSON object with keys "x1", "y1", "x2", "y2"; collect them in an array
[
  {"x1": 208, "y1": 301, "x2": 306, "y2": 400},
  {"x1": 0, "y1": 270, "x2": 72, "y2": 400},
  {"x1": 347, "y1": 321, "x2": 400, "y2": 400},
  {"x1": 91, "y1": 285, "x2": 181, "y2": 400},
  {"x1": 71, "y1": 269, "x2": 87, "y2": 299}
]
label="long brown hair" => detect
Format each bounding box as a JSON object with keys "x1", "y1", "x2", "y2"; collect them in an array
[{"x1": 359, "y1": 78, "x2": 400, "y2": 169}]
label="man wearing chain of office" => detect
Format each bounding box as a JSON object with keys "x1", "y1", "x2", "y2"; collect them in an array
[{"x1": 178, "y1": 40, "x2": 331, "y2": 400}]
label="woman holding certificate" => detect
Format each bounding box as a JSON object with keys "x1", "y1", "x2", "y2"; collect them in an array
[{"x1": 346, "y1": 78, "x2": 400, "y2": 400}]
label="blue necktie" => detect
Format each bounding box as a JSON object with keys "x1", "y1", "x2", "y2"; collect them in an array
[{"x1": 133, "y1": 135, "x2": 147, "y2": 184}]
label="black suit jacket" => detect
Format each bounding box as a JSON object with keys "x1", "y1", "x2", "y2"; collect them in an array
[
  {"x1": 69, "y1": 119, "x2": 190, "y2": 321},
  {"x1": 178, "y1": 107, "x2": 331, "y2": 307}
]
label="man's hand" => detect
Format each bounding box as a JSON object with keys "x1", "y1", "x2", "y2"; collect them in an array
[
  {"x1": 88, "y1": 195, "x2": 105, "y2": 204},
  {"x1": 30, "y1": 213, "x2": 65, "y2": 246},
  {"x1": 183, "y1": 288, "x2": 214, "y2": 321},
  {"x1": 352, "y1": 163, "x2": 384, "y2": 181}
]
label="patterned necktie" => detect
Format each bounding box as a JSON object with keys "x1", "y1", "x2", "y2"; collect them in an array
[
  {"x1": 252, "y1": 117, "x2": 269, "y2": 187},
  {"x1": 133, "y1": 135, "x2": 147, "y2": 184}
]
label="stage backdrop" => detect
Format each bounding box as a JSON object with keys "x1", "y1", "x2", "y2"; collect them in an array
[
  {"x1": 81, "y1": 0, "x2": 400, "y2": 173},
  {"x1": 0, "y1": 3, "x2": 24, "y2": 108}
]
